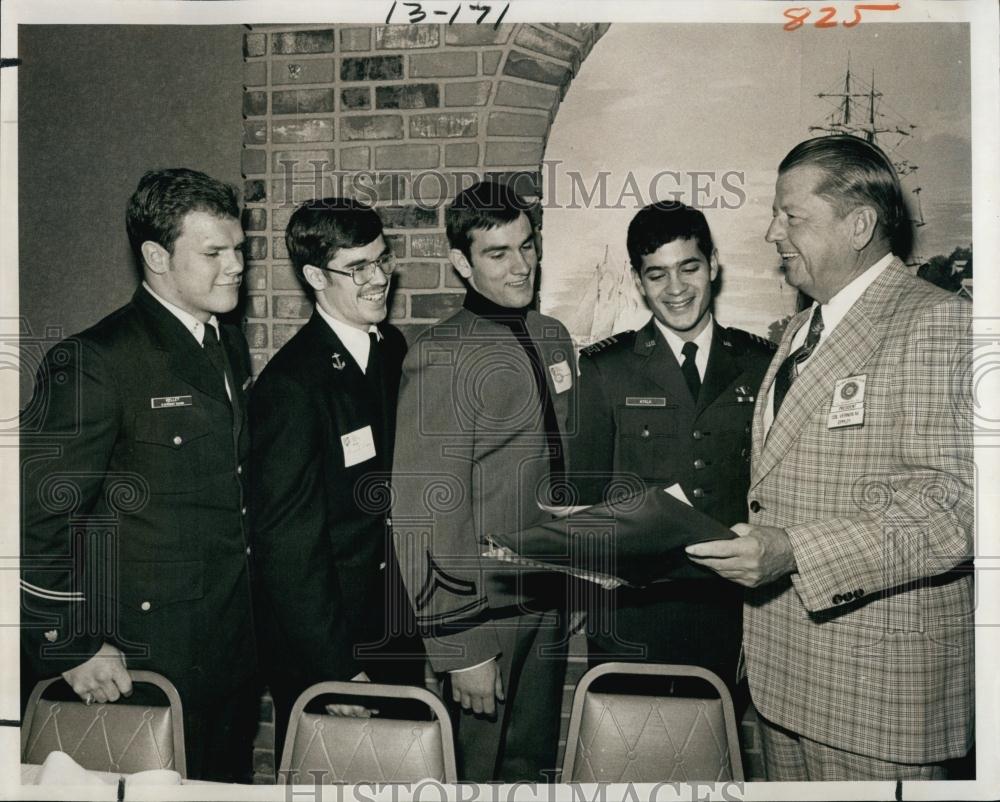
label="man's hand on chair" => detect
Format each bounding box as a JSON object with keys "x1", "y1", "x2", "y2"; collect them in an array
[{"x1": 62, "y1": 642, "x2": 132, "y2": 704}]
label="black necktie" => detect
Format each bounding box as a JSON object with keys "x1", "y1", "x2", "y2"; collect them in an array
[
  {"x1": 202, "y1": 323, "x2": 232, "y2": 410},
  {"x1": 681, "y1": 341, "x2": 700, "y2": 402},
  {"x1": 772, "y1": 305, "x2": 824, "y2": 418},
  {"x1": 365, "y1": 331, "x2": 382, "y2": 379}
]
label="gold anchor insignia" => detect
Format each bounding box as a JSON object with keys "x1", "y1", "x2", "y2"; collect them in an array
[{"x1": 331, "y1": 352, "x2": 345, "y2": 370}]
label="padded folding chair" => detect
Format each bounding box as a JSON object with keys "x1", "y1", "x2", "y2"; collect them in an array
[
  {"x1": 562, "y1": 662, "x2": 744, "y2": 782},
  {"x1": 279, "y1": 681, "x2": 457, "y2": 784},
  {"x1": 21, "y1": 670, "x2": 187, "y2": 777}
]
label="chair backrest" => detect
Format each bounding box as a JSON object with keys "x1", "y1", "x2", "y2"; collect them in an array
[
  {"x1": 562, "y1": 662, "x2": 744, "y2": 783},
  {"x1": 21, "y1": 670, "x2": 187, "y2": 778},
  {"x1": 279, "y1": 681, "x2": 456, "y2": 784}
]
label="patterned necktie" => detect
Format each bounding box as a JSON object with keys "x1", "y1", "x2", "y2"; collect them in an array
[
  {"x1": 681, "y1": 341, "x2": 700, "y2": 402},
  {"x1": 772, "y1": 305, "x2": 824, "y2": 418},
  {"x1": 202, "y1": 323, "x2": 232, "y2": 410}
]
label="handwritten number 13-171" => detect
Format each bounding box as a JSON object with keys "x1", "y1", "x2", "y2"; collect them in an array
[
  {"x1": 783, "y1": 3, "x2": 900, "y2": 31},
  {"x1": 386, "y1": 2, "x2": 510, "y2": 27}
]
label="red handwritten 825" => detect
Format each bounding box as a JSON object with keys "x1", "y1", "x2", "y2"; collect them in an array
[{"x1": 783, "y1": 3, "x2": 900, "y2": 31}]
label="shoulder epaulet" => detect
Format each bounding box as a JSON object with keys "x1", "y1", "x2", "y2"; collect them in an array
[
  {"x1": 724, "y1": 327, "x2": 778, "y2": 354},
  {"x1": 581, "y1": 330, "x2": 635, "y2": 357}
]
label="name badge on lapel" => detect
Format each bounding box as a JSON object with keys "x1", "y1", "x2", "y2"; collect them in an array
[
  {"x1": 341, "y1": 425, "x2": 376, "y2": 467},
  {"x1": 828, "y1": 375, "x2": 867, "y2": 429},
  {"x1": 151, "y1": 395, "x2": 193, "y2": 409},
  {"x1": 548, "y1": 360, "x2": 572, "y2": 394}
]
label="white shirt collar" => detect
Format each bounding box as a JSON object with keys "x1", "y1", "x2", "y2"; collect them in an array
[
  {"x1": 817, "y1": 252, "x2": 896, "y2": 339},
  {"x1": 763, "y1": 252, "x2": 896, "y2": 435},
  {"x1": 315, "y1": 302, "x2": 382, "y2": 374},
  {"x1": 654, "y1": 314, "x2": 714, "y2": 380},
  {"x1": 142, "y1": 281, "x2": 220, "y2": 345}
]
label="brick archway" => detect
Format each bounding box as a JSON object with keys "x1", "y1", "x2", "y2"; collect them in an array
[{"x1": 242, "y1": 22, "x2": 611, "y2": 370}]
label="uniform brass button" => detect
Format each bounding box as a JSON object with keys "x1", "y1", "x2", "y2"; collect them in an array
[
  {"x1": 750, "y1": 500, "x2": 761, "y2": 513},
  {"x1": 236, "y1": 465, "x2": 243, "y2": 475},
  {"x1": 692, "y1": 488, "x2": 704, "y2": 499},
  {"x1": 692, "y1": 430, "x2": 703, "y2": 440},
  {"x1": 693, "y1": 459, "x2": 706, "y2": 470},
  {"x1": 140, "y1": 601, "x2": 151, "y2": 611},
  {"x1": 245, "y1": 546, "x2": 251, "y2": 556},
  {"x1": 641, "y1": 427, "x2": 651, "y2": 439},
  {"x1": 241, "y1": 506, "x2": 247, "y2": 516},
  {"x1": 172, "y1": 435, "x2": 183, "y2": 446}
]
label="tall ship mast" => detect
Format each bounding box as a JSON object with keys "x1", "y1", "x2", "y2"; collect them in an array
[{"x1": 809, "y1": 57, "x2": 926, "y2": 260}]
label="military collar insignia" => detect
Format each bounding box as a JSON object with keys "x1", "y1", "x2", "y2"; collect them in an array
[{"x1": 331, "y1": 352, "x2": 346, "y2": 370}]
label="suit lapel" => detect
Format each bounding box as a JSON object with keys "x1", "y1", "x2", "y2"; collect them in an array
[
  {"x1": 751, "y1": 263, "x2": 905, "y2": 486},
  {"x1": 305, "y1": 313, "x2": 387, "y2": 466},
  {"x1": 634, "y1": 320, "x2": 694, "y2": 409},
  {"x1": 134, "y1": 287, "x2": 231, "y2": 406},
  {"x1": 371, "y1": 324, "x2": 396, "y2": 471},
  {"x1": 220, "y1": 326, "x2": 248, "y2": 439},
  {"x1": 751, "y1": 309, "x2": 807, "y2": 485},
  {"x1": 696, "y1": 323, "x2": 741, "y2": 415},
  {"x1": 525, "y1": 311, "x2": 573, "y2": 433}
]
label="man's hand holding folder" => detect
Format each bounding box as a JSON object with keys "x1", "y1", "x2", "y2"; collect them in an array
[{"x1": 481, "y1": 484, "x2": 737, "y2": 587}]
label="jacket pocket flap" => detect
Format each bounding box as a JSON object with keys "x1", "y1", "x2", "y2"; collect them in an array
[
  {"x1": 133, "y1": 411, "x2": 213, "y2": 448},
  {"x1": 119, "y1": 560, "x2": 204, "y2": 610}
]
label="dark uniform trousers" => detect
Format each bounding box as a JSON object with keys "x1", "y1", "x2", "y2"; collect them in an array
[
  {"x1": 20, "y1": 286, "x2": 259, "y2": 782},
  {"x1": 569, "y1": 319, "x2": 775, "y2": 693},
  {"x1": 249, "y1": 313, "x2": 425, "y2": 761}
]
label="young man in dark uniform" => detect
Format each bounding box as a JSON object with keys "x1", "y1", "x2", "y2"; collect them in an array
[
  {"x1": 570, "y1": 201, "x2": 775, "y2": 693},
  {"x1": 249, "y1": 198, "x2": 424, "y2": 758},
  {"x1": 21, "y1": 169, "x2": 258, "y2": 781}
]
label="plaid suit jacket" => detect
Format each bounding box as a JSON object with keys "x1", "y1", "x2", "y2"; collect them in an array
[{"x1": 745, "y1": 260, "x2": 974, "y2": 764}]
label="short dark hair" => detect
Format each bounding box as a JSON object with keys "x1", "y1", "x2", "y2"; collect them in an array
[
  {"x1": 626, "y1": 201, "x2": 715, "y2": 270},
  {"x1": 778, "y1": 134, "x2": 911, "y2": 258},
  {"x1": 126, "y1": 168, "x2": 240, "y2": 266},
  {"x1": 284, "y1": 197, "x2": 384, "y2": 285},
  {"x1": 446, "y1": 180, "x2": 535, "y2": 260}
]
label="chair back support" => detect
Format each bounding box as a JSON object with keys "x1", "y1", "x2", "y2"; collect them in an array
[
  {"x1": 562, "y1": 662, "x2": 744, "y2": 783},
  {"x1": 21, "y1": 670, "x2": 186, "y2": 777},
  {"x1": 279, "y1": 681, "x2": 456, "y2": 784}
]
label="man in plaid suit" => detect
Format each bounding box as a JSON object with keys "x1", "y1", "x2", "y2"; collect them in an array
[{"x1": 687, "y1": 135, "x2": 973, "y2": 780}]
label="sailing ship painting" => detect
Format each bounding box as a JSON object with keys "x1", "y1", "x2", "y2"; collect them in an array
[{"x1": 809, "y1": 57, "x2": 928, "y2": 263}]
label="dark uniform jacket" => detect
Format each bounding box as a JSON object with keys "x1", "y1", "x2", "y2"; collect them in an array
[
  {"x1": 569, "y1": 318, "x2": 775, "y2": 684},
  {"x1": 20, "y1": 285, "x2": 257, "y2": 778},
  {"x1": 249, "y1": 312, "x2": 423, "y2": 720}
]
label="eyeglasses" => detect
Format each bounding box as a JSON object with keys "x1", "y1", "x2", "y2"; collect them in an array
[{"x1": 317, "y1": 251, "x2": 397, "y2": 286}]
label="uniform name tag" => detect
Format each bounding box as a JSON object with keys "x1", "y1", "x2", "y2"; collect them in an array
[
  {"x1": 626, "y1": 396, "x2": 666, "y2": 407},
  {"x1": 341, "y1": 425, "x2": 376, "y2": 467},
  {"x1": 151, "y1": 395, "x2": 193, "y2": 409},
  {"x1": 828, "y1": 375, "x2": 867, "y2": 429},
  {"x1": 548, "y1": 360, "x2": 573, "y2": 394}
]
